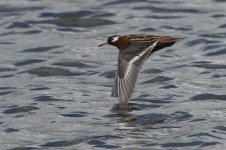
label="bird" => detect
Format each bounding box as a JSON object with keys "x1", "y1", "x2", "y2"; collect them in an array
[{"x1": 98, "y1": 34, "x2": 182, "y2": 107}]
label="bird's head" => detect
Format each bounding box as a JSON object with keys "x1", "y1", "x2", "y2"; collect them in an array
[{"x1": 98, "y1": 35, "x2": 128, "y2": 49}]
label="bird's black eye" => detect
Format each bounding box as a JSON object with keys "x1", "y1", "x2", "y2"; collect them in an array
[
  {"x1": 108, "y1": 35, "x2": 119, "y2": 43},
  {"x1": 108, "y1": 37, "x2": 114, "y2": 42}
]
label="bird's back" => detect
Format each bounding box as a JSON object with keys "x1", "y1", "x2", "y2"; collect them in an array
[{"x1": 121, "y1": 35, "x2": 180, "y2": 56}]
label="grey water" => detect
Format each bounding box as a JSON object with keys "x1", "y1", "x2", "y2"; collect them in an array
[{"x1": 0, "y1": 0, "x2": 226, "y2": 149}]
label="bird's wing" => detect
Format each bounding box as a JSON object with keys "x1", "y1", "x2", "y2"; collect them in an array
[
  {"x1": 111, "y1": 41, "x2": 158, "y2": 106},
  {"x1": 111, "y1": 70, "x2": 118, "y2": 97}
]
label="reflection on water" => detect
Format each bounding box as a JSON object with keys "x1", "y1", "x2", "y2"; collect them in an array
[{"x1": 1, "y1": 0, "x2": 226, "y2": 149}]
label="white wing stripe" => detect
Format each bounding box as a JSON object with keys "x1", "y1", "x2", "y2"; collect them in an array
[
  {"x1": 115, "y1": 41, "x2": 158, "y2": 106},
  {"x1": 124, "y1": 41, "x2": 158, "y2": 79},
  {"x1": 120, "y1": 79, "x2": 126, "y2": 103}
]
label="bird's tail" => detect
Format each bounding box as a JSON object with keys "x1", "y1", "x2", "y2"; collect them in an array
[{"x1": 154, "y1": 36, "x2": 184, "y2": 52}]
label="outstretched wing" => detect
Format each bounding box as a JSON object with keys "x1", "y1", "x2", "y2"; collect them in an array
[{"x1": 111, "y1": 41, "x2": 158, "y2": 106}]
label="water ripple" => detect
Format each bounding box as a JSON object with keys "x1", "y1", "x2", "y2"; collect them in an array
[
  {"x1": 20, "y1": 46, "x2": 61, "y2": 53},
  {"x1": 40, "y1": 10, "x2": 115, "y2": 18},
  {"x1": 33, "y1": 95, "x2": 62, "y2": 102},
  {"x1": 40, "y1": 139, "x2": 85, "y2": 148},
  {"x1": 60, "y1": 111, "x2": 89, "y2": 117},
  {"x1": 133, "y1": 6, "x2": 206, "y2": 14},
  {"x1": 191, "y1": 93, "x2": 226, "y2": 101},
  {"x1": 6, "y1": 22, "x2": 31, "y2": 29},
  {"x1": 3, "y1": 106, "x2": 39, "y2": 114},
  {"x1": 28, "y1": 18, "x2": 116, "y2": 28},
  {"x1": 205, "y1": 48, "x2": 226, "y2": 56},
  {"x1": 7, "y1": 147, "x2": 38, "y2": 150},
  {"x1": 24, "y1": 67, "x2": 85, "y2": 77},
  {"x1": 161, "y1": 141, "x2": 219, "y2": 148},
  {"x1": 14, "y1": 59, "x2": 46, "y2": 66},
  {"x1": 4, "y1": 128, "x2": 19, "y2": 133},
  {"x1": 52, "y1": 61, "x2": 97, "y2": 68},
  {"x1": 142, "y1": 76, "x2": 173, "y2": 84},
  {"x1": 192, "y1": 62, "x2": 226, "y2": 69}
]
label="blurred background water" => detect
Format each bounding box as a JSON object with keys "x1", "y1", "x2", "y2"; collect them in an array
[{"x1": 1, "y1": 0, "x2": 226, "y2": 149}]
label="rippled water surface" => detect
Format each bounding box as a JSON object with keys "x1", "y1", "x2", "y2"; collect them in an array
[{"x1": 1, "y1": 0, "x2": 226, "y2": 149}]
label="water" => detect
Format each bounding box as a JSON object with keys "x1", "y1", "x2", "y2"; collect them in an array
[{"x1": 0, "y1": 0, "x2": 226, "y2": 149}]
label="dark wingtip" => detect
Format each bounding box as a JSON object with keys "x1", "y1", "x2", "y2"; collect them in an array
[{"x1": 154, "y1": 36, "x2": 184, "y2": 51}]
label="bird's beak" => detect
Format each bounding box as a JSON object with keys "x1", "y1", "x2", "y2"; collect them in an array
[{"x1": 98, "y1": 41, "x2": 108, "y2": 47}]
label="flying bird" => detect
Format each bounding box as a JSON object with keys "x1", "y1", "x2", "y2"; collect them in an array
[{"x1": 98, "y1": 34, "x2": 181, "y2": 107}]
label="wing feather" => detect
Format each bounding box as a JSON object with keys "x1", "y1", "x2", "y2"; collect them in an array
[
  {"x1": 111, "y1": 41, "x2": 158, "y2": 106},
  {"x1": 111, "y1": 71, "x2": 118, "y2": 97}
]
